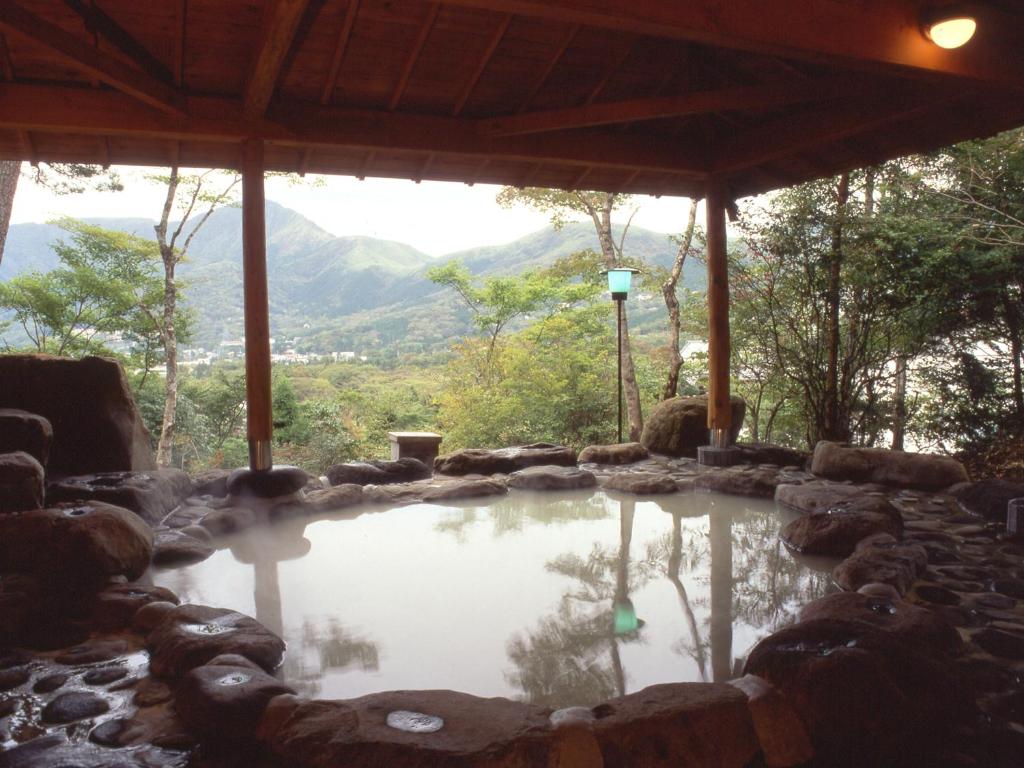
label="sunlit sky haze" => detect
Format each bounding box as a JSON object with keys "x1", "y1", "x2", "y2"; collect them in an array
[{"x1": 10, "y1": 165, "x2": 708, "y2": 257}]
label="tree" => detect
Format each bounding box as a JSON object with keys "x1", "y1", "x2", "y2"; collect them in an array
[
  {"x1": 0, "y1": 219, "x2": 164, "y2": 358},
  {"x1": 497, "y1": 188, "x2": 646, "y2": 441},
  {"x1": 653, "y1": 199, "x2": 699, "y2": 400},
  {"x1": 150, "y1": 168, "x2": 241, "y2": 466},
  {"x1": 0, "y1": 161, "x2": 123, "y2": 264}
]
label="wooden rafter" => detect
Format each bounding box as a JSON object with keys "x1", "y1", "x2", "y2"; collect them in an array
[
  {"x1": 582, "y1": 37, "x2": 634, "y2": 106},
  {"x1": 173, "y1": 0, "x2": 186, "y2": 87},
  {"x1": 389, "y1": 3, "x2": 439, "y2": 111},
  {"x1": 0, "y1": 1, "x2": 185, "y2": 115},
  {"x1": 481, "y1": 76, "x2": 863, "y2": 136},
  {"x1": 567, "y1": 165, "x2": 590, "y2": 189},
  {"x1": 321, "y1": 0, "x2": 360, "y2": 105},
  {"x1": 452, "y1": 12, "x2": 511, "y2": 116},
  {"x1": 62, "y1": 0, "x2": 173, "y2": 83},
  {"x1": 432, "y1": 0, "x2": 1024, "y2": 86},
  {"x1": 518, "y1": 23, "x2": 578, "y2": 113},
  {"x1": 244, "y1": 0, "x2": 310, "y2": 117},
  {"x1": 713, "y1": 89, "x2": 961, "y2": 174}
]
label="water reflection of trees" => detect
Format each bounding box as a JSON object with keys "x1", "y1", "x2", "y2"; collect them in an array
[
  {"x1": 506, "y1": 495, "x2": 832, "y2": 706},
  {"x1": 505, "y1": 499, "x2": 657, "y2": 708},
  {"x1": 435, "y1": 490, "x2": 609, "y2": 541}
]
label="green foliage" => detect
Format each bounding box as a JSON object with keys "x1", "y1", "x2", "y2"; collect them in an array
[{"x1": 0, "y1": 219, "x2": 165, "y2": 358}]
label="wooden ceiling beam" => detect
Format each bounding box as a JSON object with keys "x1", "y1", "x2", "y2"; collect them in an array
[
  {"x1": 62, "y1": 0, "x2": 174, "y2": 83},
  {"x1": 0, "y1": 1, "x2": 185, "y2": 115},
  {"x1": 244, "y1": 0, "x2": 310, "y2": 117},
  {"x1": 0, "y1": 82, "x2": 710, "y2": 178},
  {"x1": 519, "y1": 23, "x2": 578, "y2": 113},
  {"x1": 482, "y1": 75, "x2": 863, "y2": 136},
  {"x1": 389, "y1": 3, "x2": 440, "y2": 111},
  {"x1": 583, "y1": 37, "x2": 634, "y2": 106},
  {"x1": 321, "y1": 0, "x2": 360, "y2": 105},
  {"x1": 453, "y1": 12, "x2": 511, "y2": 116},
  {"x1": 713, "y1": 89, "x2": 961, "y2": 174},
  {"x1": 432, "y1": 0, "x2": 1024, "y2": 86}
]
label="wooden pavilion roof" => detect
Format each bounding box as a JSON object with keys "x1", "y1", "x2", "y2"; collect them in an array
[{"x1": 1, "y1": 0, "x2": 1023, "y2": 200}]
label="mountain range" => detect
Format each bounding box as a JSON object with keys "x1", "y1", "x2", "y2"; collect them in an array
[{"x1": 1, "y1": 202, "x2": 706, "y2": 354}]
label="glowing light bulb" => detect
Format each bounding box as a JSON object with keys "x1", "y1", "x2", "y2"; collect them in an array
[{"x1": 925, "y1": 16, "x2": 977, "y2": 49}]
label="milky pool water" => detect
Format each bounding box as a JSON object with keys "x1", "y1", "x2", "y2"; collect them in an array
[{"x1": 152, "y1": 489, "x2": 832, "y2": 707}]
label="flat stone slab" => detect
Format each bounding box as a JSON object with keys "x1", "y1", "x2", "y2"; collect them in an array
[
  {"x1": 507, "y1": 465, "x2": 597, "y2": 491},
  {"x1": 47, "y1": 469, "x2": 192, "y2": 525},
  {"x1": 176, "y1": 663, "x2": 295, "y2": 740},
  {"x1": 694, "y1": 467, "x2": 780, "y2": 498},
  {"x1": 775, "y1": 481, "x2": 867, "y2": 513},
  {"x1": 152, "y1": 529, "x2": 215, "y2": 567}
]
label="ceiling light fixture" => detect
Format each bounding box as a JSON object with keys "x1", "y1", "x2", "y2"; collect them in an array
[{"x1": 922, "y1": 7, "x2": 977, "y2": 49}]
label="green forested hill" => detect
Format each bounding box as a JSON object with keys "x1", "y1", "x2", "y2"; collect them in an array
[{"x1": 3, "y1": 202, "x2": 704, "y2": 352}]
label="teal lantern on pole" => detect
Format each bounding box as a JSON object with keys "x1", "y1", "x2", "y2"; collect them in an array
[{"x1": 605, "y1": 267, "x2": 640, "y2": 301}]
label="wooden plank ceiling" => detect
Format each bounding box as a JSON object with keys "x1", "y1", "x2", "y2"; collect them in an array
[{"x1": 0, "y1": 0, "x2": 1023, "y2": 199}]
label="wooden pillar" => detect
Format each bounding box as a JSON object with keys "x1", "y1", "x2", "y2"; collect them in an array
[
  {"x1": 705, "y1": 178, "x2": 731, "y2": 448},
  {"x1": 242, "y1": 138, "x2": 273, "y2": 471}
]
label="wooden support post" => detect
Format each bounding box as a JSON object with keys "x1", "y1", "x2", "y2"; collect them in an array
[
  {"x1": 242, "y1": 137, "x2": 273, "y2": 471},
  {"x1": 705, "y1": 177, "x2": 731, "y2": 448}
]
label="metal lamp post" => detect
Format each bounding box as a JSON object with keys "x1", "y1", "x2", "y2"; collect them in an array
[{"x1": 604, "y1": 267, "x2": 640, "y2": 444}]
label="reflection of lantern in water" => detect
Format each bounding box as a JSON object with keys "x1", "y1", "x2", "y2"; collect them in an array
[{"x1": 613, "y1": 598, "x2": 639, "y2": 635}]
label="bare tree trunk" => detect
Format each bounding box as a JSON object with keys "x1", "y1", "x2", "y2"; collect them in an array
[
  {"x1": 823, "y1": 173, "x2": 850, "y2": 442},
  {"x1": 0, "y1": 161, "x2": 20, "y2": 264},
  {"x1": 891, "y1": 354, "x2": 907, "y2": 450},
  {"x1": 1005, "y1": 297, "x2": 1024, "y2": 427},
  {"x1": 661, "y1": 199, "x2": 698, "y2": 400},
  {"x1": 155, "y1": 169, "x2": 181, "y2": 467}
]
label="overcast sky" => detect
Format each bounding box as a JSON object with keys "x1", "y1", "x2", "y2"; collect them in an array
[{"x1": 9, "y1": 164, "x2": 703, "y2": 257}]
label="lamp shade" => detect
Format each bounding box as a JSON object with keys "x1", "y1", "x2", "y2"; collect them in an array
[
  {"x1": 922, "y1": 8, "x2": 976, "y2": 49},
  {"x1": 605, "y1": 267, "x2": 640, "y2": 298}
]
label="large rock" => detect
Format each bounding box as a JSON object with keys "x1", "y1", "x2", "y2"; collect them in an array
[
  {"x1": 744, "y1": 619, "x2": 973, "y2": 767},
  {"x1": 0, "y1": 451, "x2": 45, "y2": 513},
  {"x1": 775, "y1": 480, "x2": 866, "y2": 513},
  {"x1": 781, "y1": 497, "x2": 903, "y2": 556},
  {"x1": 694, "y1": 467, "x2": 780, "y2": 498},
  {"x1": 728, "y1": 675, "x2": 814, "y2": 768},
  {"x1": 47, "y1": 469, "x2": 192, "y2": 525},
  {"x1": 0, "y1": 354, "x2": 154, "y2": 475},
  {"x1": 434, "y1": 443, "x2": 576, "y2": 475},
  {"x1": 176, "y1": 663, "x2": 295, "y2": 741},
  {"x1": 0, "y1": 408, "x2": 53, "y2": 466},
  {"x1": 327, "y1": 458, "x2": 431, "y2": 486},
  {"x1": 592, "y1": 683, "x2": 758, "y2": 768},
  {"x1": 420, "y1": 478, "x2": 508, "y2": 502},
  {"x1": 0, "y1": 502, "x2": 153, "y2": 586},
  {"x1": 639, "y1": 396, "x2": 745, "y2": 458},
  {"x1": 798, "y1": 590, "x2": 962, "y2": 657},
  {"x1": 147, "y1": 604, "x2": 286, "y2": 678},
  {"x1": 811, "y1": 441, "x2": 968, "y2": 490},
  {"x1": 507, "y1": 465, "x2": 597, "y2": 491},
  {"x1": 152, "y1": 529, "x2": 215, "y2": 566},
  {"x1": 258, "y1": 690, "x2": 554, "y2": 768},
  {"x1": 832, "y1": 534, "x2": 928, "y2": 595},
  {"x1": 578, "y1": 442, "x2": 648, "y2": 465},
  {"x1": 602, "y1": 471, "x2": 679, "y2": 495},
  {"x1": 948, "y1": 478, "x2": 1024, "y2": 522}
]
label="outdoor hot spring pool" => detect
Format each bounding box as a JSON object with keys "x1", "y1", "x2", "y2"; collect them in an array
[{"x1": 151, "y1": 489, "x2": 832, "y2": 708}]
